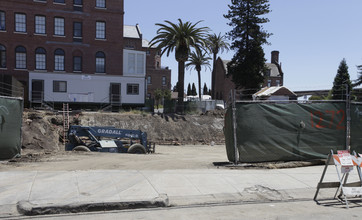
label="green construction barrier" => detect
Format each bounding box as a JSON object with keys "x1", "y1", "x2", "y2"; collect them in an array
[
  {"x1": 0, "y1": 96, "x2": 23, "y2": 159},
  {"x1": 351, "y1": 104, "x2": 362, "y2": 152},
  {"x1": 224, "y1": 102, "x2": 362, "y2": 163}
]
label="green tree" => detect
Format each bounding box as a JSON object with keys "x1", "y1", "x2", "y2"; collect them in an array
[
  {"x1": 353, "y1": 65, "x2": 362, "y2": 87},
  {"x1": 154, "y1": 89, "x2": 163, "y2": 109},
  {"x1": 203, "y1": 83, "x2": 208, "y2": 95},
  {"x1": 186, "y1": 51, "x2": 211, "y2": 99},
  {"x1": 172, "y1": 82, "x2": 179, "y2": 92},
  {"x1": 224, "y1": 0, "x2": 272, "y2": 99},
  {"x1": 150, "y1": 19, "x2": 209, "y2": 112},
  {"x1": 154, "y1": 89, "x2": 172, "y2": 109},
  {"x1": 331, "y1": 58, "x2": 352, "y2": 100},
  {"x1": 191, "y1": 83, "x2": 197, "y2": 96},
  {"x1": 207, "y1": 33, "x2": 230, "y2": 99},
  {"x1": 187, "y1": 83, "x2": 192, "y2": 96},
  {"x1": 163, "y1": 89, "x2": 171, "y2": 100}
]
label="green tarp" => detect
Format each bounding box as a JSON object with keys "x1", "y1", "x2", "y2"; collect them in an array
[
  {"x1": 224, "y1": 102, "x2": 362, "y2": 162},
  {"x1": 0, "y1": 96, "x2": 23, "y2": 159}
]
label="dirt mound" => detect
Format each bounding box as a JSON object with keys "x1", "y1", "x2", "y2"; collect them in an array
[{"x1": 21, "y1": 110, "x2": 225, "y2": 154}]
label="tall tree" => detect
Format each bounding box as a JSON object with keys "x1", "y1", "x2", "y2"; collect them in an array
[
  {"x1": 203, "y1": 83, "x2": 208, "y2": 95},
  {"x1": 150, "y1": 19, "x2": 209, "y2": 112},
  {"x1": 353, "y1": 65, "x2": 362, "y2": 87},
  {"x1": 191, "y1": 83, "x2": 197, "y2": 96},
  {"x1": 331, "y1": 58, "x2": 351, "y2": 100},
  {"x1": 187, "y1": 83, "x2": 192, "y2": 96},
  {"x1": 207, "y1": 33, "x2": 230, "y2": 99},
  {"x1": 186, "y1": 51, "x2": 211, "y2": 99},
  {"x1": 224, "y1": 0, "x2": 272, "y2": 99}
]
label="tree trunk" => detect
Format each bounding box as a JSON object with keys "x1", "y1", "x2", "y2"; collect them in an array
[
  {"x1": 177, "y1": 61, "x2": 185, "y2": 113},
  {"x1": 211, "y1": 52, "x2": 217, "y2": 99},
  {"x1": 198, "y1": 70, "x2": 202, "y2": 100}
]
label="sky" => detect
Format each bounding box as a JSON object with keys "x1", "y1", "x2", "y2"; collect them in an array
[{"x1": 124, "y1": 0, "x2": 362, "y2": 92}]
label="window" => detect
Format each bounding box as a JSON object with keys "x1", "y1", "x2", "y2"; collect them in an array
[
  {"x1": 73, "y1": 22, "x2": 82, "y2": 41},
  {"x1": 73, "y1": 0, "x2": 83, "y2": 11},
  {"x1": 128, "y1": 53, "x2": 144, "y2": 74},
  {"x1": 96, "y1": 0, "x2": 106, "y2": 8},
  {"x1": 54, "y1": 0, "x2": 65, "y2": 3},
  {"x1": 136, "y1": 54, "x2": 145, "y2": 73},
  {"x1": 54, "y1": 48, "x2": 65, "y2": 71},
  {"x1": 147, "y1": 76, "x2": 151, "y2": 85},
  {"x1": 0, "y1": 44, "x2": 6, "y2": 68},
  {"x1": 74, "y1": 0, "x2": 83, "y2": 5},
  {"x1": 95, "y1": 51, "x2": 105, "y2": 73},
  {"x1": 73, "y1": 56, "x2": 82, "y2": 71},
  {"x1": 35, "y1": 15, "x2": 46, "y2": 34},
  {"x1": 124, "y1": 50, "x2": 146, "y2": 76},
  {"x1": 128, "y1": 53, "x2": 135, "y2": 73},
  {"x1": 53, "y1": 81, "x2": 67, "y2": 92},
  {"x1": 0, "y1": 11, "x2": 5, "y2": 31},
  {"x1": 35, "y1": 47, "x2": 46, "y2": 70},
  {"x1": 96, "y1": 21, "x2": 105, "y2": 39},
  {"x1": 15, "y1": 13, "x2": 26, "y2": 32},
  {"x1": 276, "y1": 80, "x2": 280, "y2": 86},
  {"x1": 267, "y1": 80, "x2": 271, "y2": 87},
  {"x1": 127, "y1": 84, "x2": 139, "y2": 95},
  {"x1": 54, "y1": 17, "x2": 64, "y2": 36},
  {"x1": 15, "y1": 46, "x2": 26, "y2": 69},
  {"x1": 162, "y1": 76, "x2": 166, "y2": 86}
]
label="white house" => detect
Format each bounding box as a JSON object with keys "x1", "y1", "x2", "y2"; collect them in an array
[{"x1": 29, "y1": 49, "x2": 147, "y2": 108}]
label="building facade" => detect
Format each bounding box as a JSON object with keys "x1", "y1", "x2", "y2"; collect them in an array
[
  {"x1": 0, "y1": 0, "x2": 147, "y2": 108},
  {"x1": 123, "y1": 24, "x2": 171, "y2": 99},
  {"x1": 214, "y1": 51, "x2": 284, "y2": 102}
]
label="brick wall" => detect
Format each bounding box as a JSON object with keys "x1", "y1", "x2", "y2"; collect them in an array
[{"x1": 0, "y1": 0, "x2": 124, "y2": 82}]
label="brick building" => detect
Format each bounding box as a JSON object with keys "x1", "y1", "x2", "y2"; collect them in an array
[
  {"x1": 214, "y1": 51, "x2": 284, "y2": 102},
  {"x1": 123, "y1": 24, "x2": 171, "y2": 99},
  {"x1": 0, "y1": 0, "x2": 150, "y2": 109}
]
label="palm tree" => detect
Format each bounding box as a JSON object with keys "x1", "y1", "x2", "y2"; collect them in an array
[
  {"x1": 186, "y1": 51, "x2": 211, "y2": 100},
  {"x1": 149, "y1": 19, "x2": 209, "y2": 113},
  {"x1": 207, "y1": 33, "x2": 230, "y2": 99}
]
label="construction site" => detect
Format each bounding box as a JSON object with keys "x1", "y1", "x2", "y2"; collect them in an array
[{"x1": 3, "y1": 93, "x2": 362, "y2": 219}]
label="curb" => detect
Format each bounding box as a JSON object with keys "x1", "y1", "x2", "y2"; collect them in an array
[{"x1": 17, "y1": 195, "x2": 169, "y2": 216}]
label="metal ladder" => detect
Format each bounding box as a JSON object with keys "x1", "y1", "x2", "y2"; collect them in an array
[{"x1": 62, "y1": 103, "x2": 70, "y2": 144}]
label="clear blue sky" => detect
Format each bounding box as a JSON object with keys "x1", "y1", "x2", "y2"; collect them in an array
[{"x1": 125, "y1": 0, "x2": 362, "y2": 92}]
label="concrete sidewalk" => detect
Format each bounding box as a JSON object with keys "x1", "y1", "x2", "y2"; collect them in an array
[{"x1": 0, "y1": 166, "x2": 358, "y2": 217}]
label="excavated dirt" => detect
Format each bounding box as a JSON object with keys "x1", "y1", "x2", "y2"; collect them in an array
[
  {"x1": 4, "y1": 109, "x2": 319, "y2": 170},
  {"x1": 21, "y1": 109, "x2": 226, "y2": 155}
]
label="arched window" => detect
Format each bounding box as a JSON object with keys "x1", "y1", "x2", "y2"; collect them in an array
[
  {"x1": 54, "y1": 48, "x2": 65, "y2": 71},
  {"x1": 15, "y1": 46, "x2": 26, "y2": 69},
  {"x1": 35, "y1": 47, "x2": 46, "y2": 70},
  {"x1": 0, "y1": 44, "x2": 6, "y2": 68},
  {"x1": 95, "y1": 51, "x2": 105, "y2": 73}
]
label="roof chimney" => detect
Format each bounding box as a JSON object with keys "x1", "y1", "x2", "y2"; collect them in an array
[{"x1": 271, "y1": 51, "x2": 279, "y2": 64}]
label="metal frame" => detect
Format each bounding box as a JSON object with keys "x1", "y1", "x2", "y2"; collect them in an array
[{"x1": 314, "y1": 150, "x2": 362, "y2": 208}]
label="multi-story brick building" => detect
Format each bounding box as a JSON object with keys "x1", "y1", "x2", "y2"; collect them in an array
[
  {"x1": 0, "y1": 0, "x2": 148, "y2": 109},
  {"x1": 123, "y1": 24, "x2": 171, "y2": 99},
  {"x1": 214, "y1": 51, "x2": 284, "y2": 102}
]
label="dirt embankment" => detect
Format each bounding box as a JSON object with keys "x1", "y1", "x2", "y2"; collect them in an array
[{"x1": 21, "y1": 110, "x2": 225, "y2": 154}]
